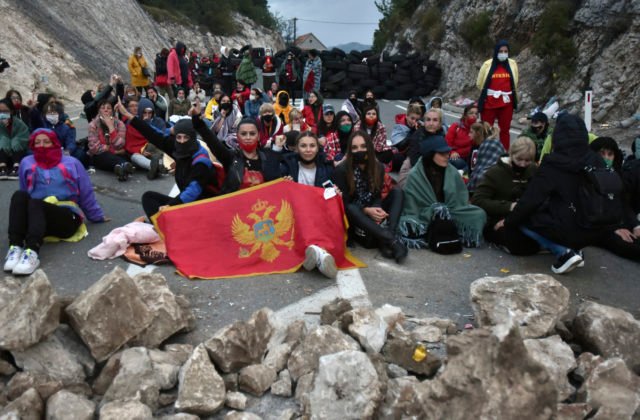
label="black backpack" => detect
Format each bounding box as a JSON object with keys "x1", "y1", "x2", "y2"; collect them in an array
[
  {"x1": 575, "y1": 166, "x2": 623, "y2": 229},
  {"x1": 426, "y1": 216, "x2": 462, "y2": 254},
  {"x1": 155, "y1": 54, "x2": 168, "y2": 76}
]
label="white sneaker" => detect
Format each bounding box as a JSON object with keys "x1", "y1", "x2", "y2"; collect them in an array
[
  {"x1": 303, "y1": 245, "x2": 337, "y2": 279},
  {"x1": 3, "y1": 245, "x2": 23, "y2": 272},
  {"x1": 12, "y1": 249, "x2": 40, "y2": 276}
]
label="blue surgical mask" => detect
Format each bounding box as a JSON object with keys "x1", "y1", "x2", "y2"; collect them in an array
[
  {"x1": 0, "y1": 112, "x2": 10, "y2": 121},
  {"x1": 497, "y1": 52, "x2": 508, "y2": 62}
]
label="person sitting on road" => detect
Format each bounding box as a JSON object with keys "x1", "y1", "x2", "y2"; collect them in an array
[
  {"x1": 281, "y1": 131, "x2": 333, "y2": 187},
  {"x1": 211, "y1": 94, "x2": 242, "y2": 149},
  {"x1": 408, "y1": 96, "x2": 426, "y2": 118},
  {"x1": 274, "y1": 90, "x2": 293, "y2": 125},
  {"x1": 204, "y1": 85, "x2": 223, "y2": 121},
  {"x1": 354, "y1": 104, "x2": 393, "y2": 167},
  {"x1": 505, "y1": 114, "x2": 640, "y2": 274},
  {"x1": 257, "y1": 103, "x2": 284, "y2": 148},
  {"x1": 0, "y1": 99, "x2": 30, "y2": 179},
  {"x1": 4, "y1": 128, "x2": 108, "y2": 276},
  {"x1": 622, "y1": 138, "x2": 640, "y2": 219},
  {"x1": 427, "y1": 96, "x2": 448, "y2": 132},
  {"x1": 188, "y1": 81, "x2": 206, "y2": 104},
  {"x1": 471, "y1": 136, "x2": 539, "y2": 255},
  {"x1": 87, "y1": 98, "x2": 132, "y2": 181},
  {"x1": 123, "y1": 98, "x2": 165, "y2": 180},
  {"x1": 146, "y1": 86, "x2": 169, "y2": 121},
  {"x1": 196, "y1": 106, "x2": 281, "y2": 194},
  {"x1": 467, "y1": 122, "x2": 506, "y2": 192},
  {"x1": 244, "y1": 87, "x2": 270, "y2": 120},
  {"x1": 360, "y1": 90, "x2": 380, "y2": 119},
  {"x1": 29, "y1": 93, "x2": 56, "y2": 131},
  {"x1": 521, "y1": 111, "x2": 552, "y2": 160},
  {"x1": 231, "y1": 80, "x2": 251, "y2": 114},
  {"x1": 316, "y1": 104, "x2": 338, "y2": 151},
  {"x1": 4, "y1": 90, "x2": 31, "y2": 129},
  {"x1": 324, "y1": 111, "x2": 353, "y2": 165},
  {"x1": 301, "y1": 90, "x2": 323, "y2": 134},
  {"x1": 283, "y1": 108, "x2": 309, "y2": 134},
  {"x1": 332, "y1": 130, "x2": 407, "y2": 263},
  {"x1": 116, "y1": 100, "x2": 218, "y2": 219},
  {"x1": 390, "y1": 104, "x2": 423, "y2": 169},
  {"x1": 81, "y1": 75, "x2": 125, "y2": 123},
  {"x1": 341, "y1": 89, "x2": 362, "y2": 124},
  {"x1": 42, "y1": 101, "x2": 85, "y2": 165},
  {"x1": 445, "y1": 103, "x2": 479, "y2": 172},
  {"x1": 399, "y1": 136, "x2": 486, "y2": 250},
  {"x1": 168, "y1": 87, "x2": 191, "y2": 117}
]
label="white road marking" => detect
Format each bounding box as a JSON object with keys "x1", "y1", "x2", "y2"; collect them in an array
[{"x1": 395, "y1": 104, "x2": 407, "y2": 111}]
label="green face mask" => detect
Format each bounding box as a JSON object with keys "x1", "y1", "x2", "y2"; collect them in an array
[
  {"x1": 603, "y1": 158, "x2": 613, "y2": 168},
  {"x1": 339, "y1": 124, "x2": 352, "y2": 133}
]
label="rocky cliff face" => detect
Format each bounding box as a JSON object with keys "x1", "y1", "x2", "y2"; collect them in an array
[
  {"x1": 385, "y1": 0, "x2": 640, "y2": 124},
  {"x1": 0, "y1": 0, "x2": 283, "y2": 104}
]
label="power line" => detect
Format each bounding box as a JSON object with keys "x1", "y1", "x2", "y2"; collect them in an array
[{"x1": 292, "y1": 17, "x2": 379, "y2": 25}]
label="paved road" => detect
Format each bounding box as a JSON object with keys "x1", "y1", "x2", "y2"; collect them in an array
[{"x1": 1, "y1": 98, "x2": 638, "y2": 347}]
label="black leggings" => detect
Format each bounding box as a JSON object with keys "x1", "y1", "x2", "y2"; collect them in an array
[
  {"x1": 92, "y1": 152, "x2": 128, "y2": 172},
  {"x1": 8, "y1": 191, "x2": 81, "y2": 252},
  {"x1": 596, "y1": 231, "x2": 640, "y2": 261},
  {"x1": 0, "y1": 149, "x2": 26, "y2": 167},
  {"x1": 346, "y1": 188, "x2": 404, "y2": 247},
  {"x1": 484, "y1": 225, "x2": 540, "y2": 256},
  {"x1": 142, "y1": 191, "x2": 173, "y2": 220}
]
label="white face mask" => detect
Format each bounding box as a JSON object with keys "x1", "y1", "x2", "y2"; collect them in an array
[
  {"x1": 497, "y1": 52, "x2": 508, "y2": 62},
  {"x1": 249, "y1": 94, "x2": 257, "y2": 101},
  {"x1": 46, "y1": 114, "x2": 59, "y2": 125}
]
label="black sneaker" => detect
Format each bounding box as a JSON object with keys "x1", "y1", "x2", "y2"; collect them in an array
[
  {"x1": 123, "y1": 162, "x2": 134, "y2": 178},
  {"x1": 551, "y1": 250, "x2": 583, "y2": 274},
  {"x1": 7, "y1": 165, "x2": 19, "y2": 180},
  {"x1": 0, "y1": 166, "x2": 8, "y2": 180},
  {"x1": 147, "y1": 156, "x2": 160, "y2": 180},
  {"x1": 392, "y1": 239, "x2": 408, "y2": 263},
  {"x1": 114, "y1": 164, "x2": 126, "y2": 181}
]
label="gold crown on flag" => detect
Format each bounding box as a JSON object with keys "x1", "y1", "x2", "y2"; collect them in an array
[{"x1": 252, "y1": 199, "x2": 269, "y2": 212}]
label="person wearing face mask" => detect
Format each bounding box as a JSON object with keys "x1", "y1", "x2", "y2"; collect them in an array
[
  {"x1": 274, "y1": 90, "x2": 293, "y2": 125},
  {"x1": 212, "y1": 94, "x2": 242, "y2": 149},
  {"x1": 4, "y1": 90, "x2": 31, "y2": 129},
  {"x1": 278, "y1": 51, "x2": 300, "y2": 104},
  {"x1": 4, "y1": 129, "x2": 108, "y2": 276},
  {"x1": 400, "y1": 136, "x2": 486, "y2": 251},
  {"x1": 168, "y1": 88, "x2": 190, "y2": 117},
  {"x1": 521, "y1": 112, "x2": 552, "y2": 160},
  {"x1": 87, "y1": 99, "x2": 132, "y2": 181},
  {"x1": 445, "y1": 103, "x2": 479, "y2": 172},
  {"x1": 359, "y1": 90, "x2": 380, "y2": 120},
  {"x1": 472, "y1": 136, "x2": 539, "y2": 255},
  {"x1": 466, "y1": 122, "x2": 506, "y2": 193},
  {"x1": 353, "y1": 104, "x2": 393, "y2": 166},
  {"x1": 123, "y1": 98, "x2": 166, "y2": 180},
  {"x1": 257, "y1": 103, "x2": 284, "y2": 148},
  {"x1": 244, "y1": 88, "x2": 270, "y2": 120},
  {"x1": 283, "y1": 109, "x2": 309, "y2": 134},
  {"x1": 0, "y1": 99, "x2": 30, "y2": 179},
  {"x1": 128, "y1": 47, "x2": 151, "y2": 95},
  {"x1": 145, "y1": 86, "x2": 169, "y2": 122},
  {"x1": 29, "y1": 93, "x2": 55, "y2": 131},
  {"x1": 324, "y1": 111, "x2": 353, "y2": 165},
  {"x1": 477, "y1": 40, "x2": 519, "y2": 150},
  {"x1": 332, "y1": 131, "x2": 407, "y2": 262},
  {"x1": 43, "y1": 101, "x2": 82, "y2": 163},
  {"x1": 340, "y1": 90, "x2": 363, "y2": 124},
  {"x1": 301, "y1": 91, "x2": 324, "y2": 134},
  {"x1": 204, "y1": 86, "x2": 223, "y2": 121},
  {"x1": 188, "y1": 82, "x2": 206, "y2": 103},
  {"x1": 116, "y1": 100, "x2": 218, "y2": 218}
]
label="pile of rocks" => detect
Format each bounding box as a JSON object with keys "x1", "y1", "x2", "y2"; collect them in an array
[{"x1": 1, "y1": 270, "x2": 639, "y2": 419}]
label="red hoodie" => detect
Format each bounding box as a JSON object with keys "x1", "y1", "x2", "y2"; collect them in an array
[{"x1": 445, "y1": 119, "x2": 474, "y2": 159}]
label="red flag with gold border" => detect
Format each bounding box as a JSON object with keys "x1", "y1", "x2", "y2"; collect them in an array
[{"x1": 153, "y1": 179, "x2": 365, "y2": 279}]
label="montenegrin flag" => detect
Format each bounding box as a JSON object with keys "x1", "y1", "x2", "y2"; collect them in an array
[{"x1": 153, "y1": 179, "x2": 365, "y2": 279}]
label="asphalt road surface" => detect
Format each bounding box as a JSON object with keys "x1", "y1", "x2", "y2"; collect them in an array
[{"x1": 1, "y1": 98, "x2": 638, "y2": 348}]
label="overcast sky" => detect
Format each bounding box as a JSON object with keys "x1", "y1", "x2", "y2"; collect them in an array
[{"x1": 268, "y1": 0, "x2": 382, "y2": 47}]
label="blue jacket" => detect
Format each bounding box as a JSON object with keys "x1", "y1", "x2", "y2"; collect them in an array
[
  {"x1": 44, "y1": 120, "x2": 77, "y2": 154},
  {"x1": 244, "y1": 92, "x2": 271, "y2": 120},
  {"x1": 280, "y1": 153, "x2": 333, "y2": 187}
]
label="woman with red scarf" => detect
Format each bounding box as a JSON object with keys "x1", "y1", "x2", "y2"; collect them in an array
[
  {"x1": 477, "y1": 40, "x2": 519, "y2": 150},
  {"x1": 445, "y1": 103, "x2": 479, "y2": 171},
  {"x1": 4, "y1": 129, "x2": 107, "y2": 275}
]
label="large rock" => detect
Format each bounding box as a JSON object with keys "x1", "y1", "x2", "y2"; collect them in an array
[
  {"x1": 225, "y1": 412, "x2": 262, "y2": 420},
  {"x1": 320, "y1": 298, "x2": 353, "y2": 325},
  {"x1": 470, "y1": 274, "x2": 570, "y2": 339},
  {"x1": 6, "y1": 371, "x2": 63, "y2": 401},
  {"x1": 102, "y1": 347, "x2": 160, "y2": 411},
  {"x1": 287, "y1": 325, "x2": 360, "y2": 381},
  {"x1": 45, "y1": 389, "x2": 95, "y2": 420},
  {"x1": 204, "y1": 308, "x2": 275, "y2": 373},
  {"x1": 263, "y1": 342, "x2": 293, "y2": 373},
  {"x1": 129, "y1": 272, "x2": 195, "y2": 348},
  {"x1": 225, "y1": 391, "x2": 247, "y2": 410},
  {"x1": 65, "y1": 267, "x2": 154, "y2": 362},
  {"x1": 378, "y1": 376, "x2": 421, "y2": 420},
  {"x1": 175, "y1": 344, "x2": 226, "y2": 415},
  {"x1": 381, "y1": 330, "x2": 442, "y2": 376},
  {"x1": 582, "y1": 358, "x2": 640, "y2": 419},
  {"x1": 148, "y1": 348, "x2": 186, "y2": 390},
  {"x1": 0, "y1": 388, "x2": 43, "y2": 420},
  {"x1": 11, "y1": 326, "x2": 90, "y2": 385},
  {"x1": 0, "y1": 270, "x2": 59, "y2": 351},
  {"x1": 305, "y1": 350, "x2": 383, "y2": 419},
  {"x1": 99, "y1": 400, "x2": 152, "y2": 420},
  {"x1": 573, "y1": 301, "x2": 640, "y2": 374},
  {"x1": 271, "y1": 369, "x2": 292, "y2": 397},
  {"x1": 524, "y1": 335, "x2": 577, "y2": 401},
  {"x1": 343, "y1": 307, "x2": 389, "y2": 353},
  {"x1": 238, "y1": 364, "x2": 277, "y2": 397},
  {"x1": 413, "y1": 326, "x2": 558, "y2": 418}
]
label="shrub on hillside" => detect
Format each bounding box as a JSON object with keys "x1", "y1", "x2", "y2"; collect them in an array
[{"x1": 459, "y1": 11, "x2": 492, "y2": 53}]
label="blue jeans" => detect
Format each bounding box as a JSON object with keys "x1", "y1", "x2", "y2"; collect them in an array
[
  {"x1": 450, "y1": 158, "x2": 468, "y2": 172},
  {"x1": 519, "y1": 226, "x2": 569, "y2": 257}
]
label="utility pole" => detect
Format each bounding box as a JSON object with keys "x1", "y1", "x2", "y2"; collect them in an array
[{"x1": 293, "y1": 17, "x2": 297, "y2": 44}]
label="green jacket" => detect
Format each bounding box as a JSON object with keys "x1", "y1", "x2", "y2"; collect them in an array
[
  {"x1": 521, "y1": 126, "x2": 552, "y2": 159},
  {"x1": 236, "y1": 54, "x2": 257, "y2": 85},
  {"x1": 0, "y1": 118, "x2": 30, "y2": 154},
  {"x1": 471, "y1": 157, "x2": 537, "y2": 227}
]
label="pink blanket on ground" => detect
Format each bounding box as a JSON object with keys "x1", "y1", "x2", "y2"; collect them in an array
[{"x1": 88, "y1": 222, "x2": 160, "y2": 260}]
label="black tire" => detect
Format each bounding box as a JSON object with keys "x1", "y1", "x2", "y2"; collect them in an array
[
  {"x1": 361, "y1": 49, "x2": 374, "y2": 57},
  {"x1": 325, "y1": 60, "x2": 347, "y2": 71},
  {"x1": 385, "y1": 90, "x2": 406, "y2": 100},
  {"x1": 395, "y1": 68, "x2": 411, "y2": 78},
  {"x1": 328, "y1": 71, "x2": 347, "y2": 84},
  {"x1": 393, "y1": 74, "x2": 411, "y2": 84},
  {"x1": 390, "y1": 54, "x2": 405, "y2": 63},
  {"x1": 378, "y1": 62, "x2": 394, "y2": 71},
  {"x1": 384, "y1": 79, "x2": 397, "y2": 89},
  {"x1": 372, "y1": 85, "x2": 386, "y2": 96},
  {"x1": 359, "y1": 79, "x2": 378, "y2": 88},
  {"x1": 331, "y1": 47, "x2": 346, "y2": 58},
  {"x1": 398, "y1": 59, "x2": 414, "y2": 69},
  {"x1": 349, "y1": 50, "x2": 363, "y2": 59},
  {"x1": 348, "y1": 64, "x2": 369, "y2": 74}
]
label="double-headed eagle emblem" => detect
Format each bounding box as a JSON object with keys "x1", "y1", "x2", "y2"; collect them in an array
[{"x1": 231, "y1": 199, "x2": 295, "y2": 262}]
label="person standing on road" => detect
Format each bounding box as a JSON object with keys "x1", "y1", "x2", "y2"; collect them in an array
[
  {"x1": 302, "y1": 49, "x2": 322, "y2": 101},
  {"x1": 154, "y1": 48, "x2": 174, "y2": 101},
  {"x1": 279, "y1": 51, "x2": 300, "y2": 104},
  {"x1": 127, "y1": 47, "x2": 151, "y2": 95},
  {"x1": 4, "y1": 129, "x2": 108, "y2": 276},
  {"x1": 168, "y1": 41, "x2": 188, "y2": 94},
  {"x1": 477, "y1": 40, "x2": 518, "y2": 151}
]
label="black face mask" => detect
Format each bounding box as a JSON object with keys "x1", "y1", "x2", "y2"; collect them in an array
[
  {"x1": 174, "y1": 139, "x2": 199, "y2": 160},
  {"x1": 220, "y1": 103, "x2": 232, "y2": 112},
  {"x1": 262, "y1": 114, "x2": 273, "y2": 122},
  {"x1": 511, "y1": 162, "x2": 527, "y2": 175},
  {"x1": 278, "y1": 96, "x2": 289, "y2": 106},
  {"x1": 352, "y1": 151, "x2": 367, "y2": 165}
]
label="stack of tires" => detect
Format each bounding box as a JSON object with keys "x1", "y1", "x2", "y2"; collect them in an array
[{"x1": 272, "y1": 48, "x2": 441, "y2": 100}]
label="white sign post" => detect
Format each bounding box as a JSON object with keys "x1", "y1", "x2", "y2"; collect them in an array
[{"x1": 584, "y1": 88, "x2": 593, "y2": 132}]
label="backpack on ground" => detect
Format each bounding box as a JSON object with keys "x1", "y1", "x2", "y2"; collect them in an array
[
  {"x1": 576, "y1": 166, "x2": 623, "y2": 229},
  {"x1": 426, "y1": 215, "x2": 462, "y2": 255}
]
